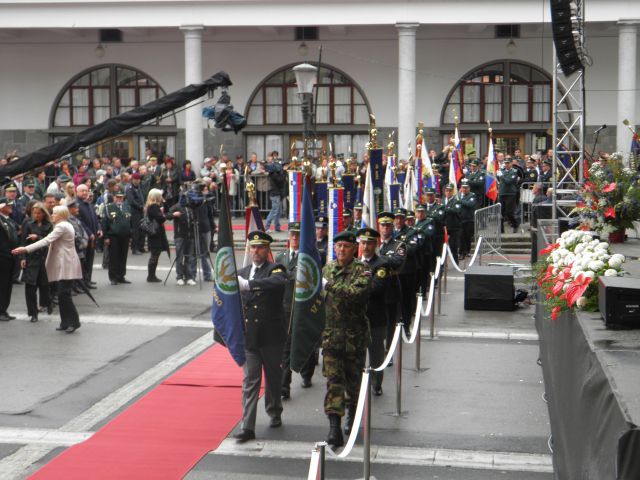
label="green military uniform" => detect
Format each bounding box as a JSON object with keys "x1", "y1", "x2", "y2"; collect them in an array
[
  {"x1": 414, "y1": 209, "x2": 436, "y2": 289},
  {"x1": 442, "y1": 185, "x2": 462, "y2": 262},
  {"x1": 457, "y1": 181, "x2": 477, "y2": 258},
  {"x1": 425, "y1": 197, "x2": 446, "y2": 261},
  {"x1": 466, "y1": 162, "x2": 486, "y2": 208},
  {"x1": 498, "y1": 164, "x2": 520, "y2": 231},
  {"x1": 102, "y1": 197, "x2": 132, "y2": 284}
]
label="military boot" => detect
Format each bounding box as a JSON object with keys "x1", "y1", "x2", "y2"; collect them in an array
[
  {"x1": 344, "y1": 406, "x2": 356, "y2": 435},
  {"x1": 326, "y1": 414, "x2": 344, "y2": 448}
]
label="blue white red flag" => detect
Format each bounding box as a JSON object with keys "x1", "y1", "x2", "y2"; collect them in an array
[
  {"x1": 288, "y1": 171, "x2": 302, "y2": 223},
  {"x1": 485, "y1": 136, "x2": 498, "y2": 202},
  {"x1": 421, "y1": 138, "x2": 437, "y2": 191},
  {"x1": 327, "y1": 187, "x2": 344, "y2": 262}
]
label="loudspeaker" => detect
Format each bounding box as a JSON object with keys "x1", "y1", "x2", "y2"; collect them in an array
[
  {"x1": 550, "y1": 0, "x2": 584, "y2": 76},
  {"x1": 464, "y1": 266, "x2": 515, "y2": 311},
  {"x1": 598, "y1": 276, "x2": 640, "y2": 329}
]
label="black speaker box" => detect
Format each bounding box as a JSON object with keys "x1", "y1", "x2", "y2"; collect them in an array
[
  {"x1": 464, "y1": 266, "x2": 515, "y2": 311},
  {"x1": 598, "y1": 276, "x2": 640, "y2": 329}
]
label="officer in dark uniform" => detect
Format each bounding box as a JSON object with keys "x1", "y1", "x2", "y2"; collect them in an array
[
  {"x1": 0, "y1": 197, "x2": 19, "y2": 321},
  {"x1": 353, "y1": 201, "x2": 363, "y2": 228},
  {"x1": 102, "y1": 191, "x2": 132, "y2": 285},
  {"x1": 392, "y1": 208, "x2": 419, "y2": 335},
  {"x1": 442, "y1": 183, "x2": 462, "y2": 263},
  {"x1": 315, "y1": 216, "x2": 328, "y2": 267},
  {"x1": 377, "y1": 211, "x2": 406, "y2": 354},
  {"x1": 343, "y1": 209, "x2": 358, "y2": 233},
  {"x1": 458, "y1": 179, "x2": 477, "y2": 259},
  {"x1": 277, "y1": 222, "x2": 317, "y2": 399},
  {"x1": 18, "y1": 179, "x2": 37, "y2": 210},
  {"x1": 414, "y1": 205, "x2": 435, "y2": 289},
  {"x1": 235, "y1": 231, "x2": 288, "y2": 443},
  {"x1": 523, "y1": 158, "x2": 539, "y2": 189},
  {"x1": 539, "y1": 159, "x2": 554, "y2": 194},
  {"x1": 126, "y1": 172, "x2": 145, "y2": 254},
  {"x1": 425, "y1": 188, "x2": 446, "y2": 267},
  {"x1": 358, "y1": 227, "x2": 391, "y2": 398},
  {"x1": 466, "y1": 160, "x2": 486, "y2": 208},
  {"x1": 498, "y1": 158, "x2": 520, "y2": 232}
]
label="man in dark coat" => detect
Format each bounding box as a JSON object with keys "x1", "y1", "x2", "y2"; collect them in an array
[
  {"x1": 457, "y1": 180, "x2": 477, "y2": 259},
  {"x1": 392, "y1": 208, "x2": 420, "y2": 336},
  {"x1": 76, "y1": 183, "x2": 102, "y2": 287},
  {"x1": 126, "y1": 173, "x2": 145, "y2": 254},
  {"x1": 498, "y1": 158, "x2": 520, "y2": 232},
  {"x1": 102, "y1": 191, "x2": 132, "y2": 285},
  {"x1": 442, "y1": 183, "x2": 462, "y2": 263},
  {"x1": 234, "y1": 231, "x2": 288, "y2": 443},
  {"x1": 0, "y1": 197, "x2": 19, "y2": 321}
]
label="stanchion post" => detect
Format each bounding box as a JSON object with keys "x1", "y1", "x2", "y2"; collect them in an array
[
  {"x1": 395, "y1": 324, "x2": 403, "y2": 417},
  {"x1": 436, "y1": 263, "x2": 442, "y2": 315},
  {"x1": 318, "y1": 442, "x2": 326, "y2": 480},
  {"x1": 415, "y1": 294, "x2": 422, "y2": 371},
  {"x1": 363, "y1": 369, "x2": 372, "y2": 480},
  {"x1": 443, "y1": 252, "x2": 448, "y2": 294},
  {"x1": 429, "y1": 275, "x2": 436, "y2": 339}
]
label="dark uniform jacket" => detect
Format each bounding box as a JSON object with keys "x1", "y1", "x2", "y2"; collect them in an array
[
  {"x1": 442, "y1": 196, "x2": 462, "y2": 231},
  {"x1": 363, "y1": 254, "x2": 391, "y2": 328},
  {"x1": 316, "y1": 237, "x2": 328, "y2": 267},
  {"x1": 102, "y1": 202, "x2": 132, "y2": 237},
  {"x1": 126, "y1": 184, "x2": 145, "y2": 214},
  {"x1": 0, "y1": 214, "x2": 19, "y2": 259},
  {"x1": 274, "y1": 249, "x2": 298, "y2": 316},
  {"x1": 378, "y1": 237, "x2": 406, "y2": 305},
  {"x1": 523, "y1": 168, "x2": 539, "y2": 189},
  {"x1": 539, "y1": 169, "x2": 553, "y2": 194},
  {"x1": 498, "y1": 168, "x2": 520, "y2": 196},
  {"x1": 78, "y1": 199, "x2": 101, "y2": 236},
  {"x1": 415, "y1": 218, "x2": 435, "y2": 257},
  {"x1": 238, "y1": 261, "x2": 288, "y2": 351},
  {"x1": 393, "y1": 226, "x2": 419, "y2": 274},
  {"x1": 466, "y1": 170, "x2": 486, "y2": 204},
  {"x1": 457, "y1": 193, "x2": 477, "y2": 223}
]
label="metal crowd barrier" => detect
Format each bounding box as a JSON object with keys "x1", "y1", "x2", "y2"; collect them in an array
[{"x1": 474, "y1": 203, "x2": 501, "y2": 263}]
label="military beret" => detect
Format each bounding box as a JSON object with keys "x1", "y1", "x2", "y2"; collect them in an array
[
  {"x1": 354, "y1": 201, "x2": 363, "y2": 210},
  {"x1": 357, "y1": 227, "x2": 380, "y2": 242},
  {"x1": 288, "y1": 222, "x2": 301, "y2": 232},
  {"x1": 393, "y1": 207, "x2": 407, "y2": 217},
  {"x1": 415, "y1": 204, "x2": 426, "y2": 211},
  {"x1": 333, "y1": 230, "x2": 357, "y2": 244},
  {"x1": 406, "y1": 211, "x2": 415, "y2": 219},
  {"x1": 248, "y1": 230, "x2": 273, "y2": 246},
  {"x1": 315, "y1": 216, "x2": 328, "y2": 228},
  {"x1": 460, "y1": 179, "x2": 470, "y2": 187},
  {"x1": 378, "y1": 211, "x2": 395, "y2": 224},
  {"x1": 0, "y1": 196, "x2": 14, "y2": 208},
  {"x1": 425, "y1": 188, "x2": 436, "y2": 195},
  {"x1": 131, "y1": 172, "x2": 142, "y2": 180},
  {"x1": 58, "y1": 174, "x2": 72, "y2": 183}
]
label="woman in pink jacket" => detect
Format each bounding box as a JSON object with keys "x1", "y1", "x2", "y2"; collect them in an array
[{"x1": 12, "y1": 205, "x2": 83, "y2": 333}]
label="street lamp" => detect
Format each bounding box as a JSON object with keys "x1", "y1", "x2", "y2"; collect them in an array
[{"x1": 293, "y1": 62, "x2": 317, "y2": 158}]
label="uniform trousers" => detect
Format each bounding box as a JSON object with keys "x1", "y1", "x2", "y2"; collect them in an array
[
  {"x1": 368, "y1": 324, "x2": 387, "y2": 390},
  {"x1": 447, "y1": 228, "x2": 461, "y2": 263},
  {"x1": 25, "y1": 264, "x2": 49, "y2": 317},
  {"x1": 385, "y1": 302, "x2": 400, "y2": 351},
  {"x1": 399, "y1": 272, "x2": 417, "y2": 333},
  {"x1": 242, "y1": 343, "x2": 284, "y2": 431},
  {"x1": 57, "y1": 280, "x2": 80, "y2": 329},
  {"x1": 322, "y1": 347, "x2": 366, "y2": 416},
  {"x1": 500, "y1": 194, "x2": 518, "y2": 230},
  {"x1": 281, "y1": 328, "x2": 317, "y2": 392},
  {"x1": 460, "y1": 222, "x2": 474, "y2": 257},
  {"x1": 0, "y1": 257, "x2": 15, "y2": 315},
  {"x1": 83, "y1": 243, "x2": 95, "y2": 282},
  {"x1": 107, "y1": 235, "x2": 130, "y2": 281},
  {"x1": 130, "y1": 211, "x2": 145, "y2": 253}
]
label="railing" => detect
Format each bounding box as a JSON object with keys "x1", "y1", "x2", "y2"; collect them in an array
[
  {"x1": 474, "y1": 203, "x2": 501, "y2": 264},
  {"x1": 307, "y1": 236, "x2": 485, "y2": 479}
]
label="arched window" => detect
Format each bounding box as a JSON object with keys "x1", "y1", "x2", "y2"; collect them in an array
[
  {"x1": 245, "y1": 64, "x2": 370, "y2": 126},
  {"x1": 51, "y1": 65, "x2": 175, "y2": 128},
  {"x1": 442, "y1": 60, "x2": 553, "y2": 125}
]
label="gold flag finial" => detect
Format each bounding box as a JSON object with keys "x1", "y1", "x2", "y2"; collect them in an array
[{"x1": 368, "y1": 114, "x2": 378, "y2": 150}]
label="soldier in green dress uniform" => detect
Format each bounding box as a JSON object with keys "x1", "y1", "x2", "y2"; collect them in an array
[{"x1": 102, "y1": 191, "x2": 132, "y2": 285}]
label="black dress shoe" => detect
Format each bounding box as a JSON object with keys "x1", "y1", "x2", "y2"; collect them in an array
[
  {"x1": 301, "y1": 378, "x2": 312, "y2": 388},
  {"x1": 0, "y1": 315, "x2": 12, "y2": 322},
  {"x1": 110, "y1": 280, "x2": 118, "y2": 285},
  {"x1": 281, "y1": 389, "x2": 290, "y2": 400},
  {"x1": 47, "y1": 303, "x2": 54, "y2": 315},
  {"x1": 132, "y1": 251, "x2": 142, "y2": 255},
  {"x1": 233, "y1": 429, "x2": 255, "y2": 443},
  {"x1": 56, "y1": 326, "x2": 67, "y2": 331},
  {"x1": 373, "y1": 386, "x2": 383, "y2": 396},
  {"x1": 119, "y1": 279, "x2": 131, "y2": 284},
  {"x1": 66, "y1": 325, "x2": 81, "y2": 333},
  {"x1": 86, "y1": 283, "x2": 97, "y2": 290},
  {"x1": 30, "y1": 316, "x2": 38, "y2": 323},
  {"x1": 269, "y1": 416, "x2": 282, "y2": 428}
]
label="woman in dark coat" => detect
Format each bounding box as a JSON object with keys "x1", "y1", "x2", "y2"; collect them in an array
[
  {"x1": 20, "y1": 202, "x2": 53, "y2": 322},
  {"x1": 144, "y1": 188, "x2": 169, "y2": 282}
]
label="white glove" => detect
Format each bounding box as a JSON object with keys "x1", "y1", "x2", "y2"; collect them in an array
[
  {"x1": 322, "y1": 278, "x2": 328, "y2": 289},
  {"x1": 496, "y1": 170, "x2": 503, "y2": 177},
  {"x1": 238, "y1": 276, "x2": 250, "y2": 292}
]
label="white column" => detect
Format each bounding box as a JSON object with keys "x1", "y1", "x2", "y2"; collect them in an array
[
  {"x1": 397, "y1": 23, "x2": 419, "y2": 160},
  {"x1": 616, "y1": 21, "x2": 637, "y2": 162},
  {"x1": 180, "y1": 25, "x2": 204, "y2": 173}
]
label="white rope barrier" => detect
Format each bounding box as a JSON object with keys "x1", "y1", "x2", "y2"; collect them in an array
[
  {"x1": 446, "y1": 236, "x2": 484, "y2": 274},
  {"x1": 326, "y1": 371, "x2": 371, "y2": 458},
  {"x1": 401, "y1": 293, "x2": 424, "y2": 344},
  {"x1": 420, "y1": 274, "x2": 436, "y2": 318},
  {"x1": 374, "y1": 324, "x2": 402, "y2": 371}
]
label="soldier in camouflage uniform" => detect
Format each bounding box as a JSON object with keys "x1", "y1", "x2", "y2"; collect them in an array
[{"x1": 321, "y1": 230, "x2": 371, "y2": 448}]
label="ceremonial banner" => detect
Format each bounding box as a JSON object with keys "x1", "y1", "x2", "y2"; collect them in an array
[
  {"x1": 403, "y1": 165, "x2": 416, "y2": 211},
  {"x1": 327, "y1": 187, "x2": 344, "y2": 262},
  {"x1": 389, "y1": 183, "x2": 401, "y2": 212},
  {"x1": 383, "y1": 154, "x2": 395, "y2": 211},
  {"x1": 315, "y1": 181, "x2": 328, "y2": 216},
  {"x1": 341, "y1": 174, "x2": 356, "y2": 211},
  {"x1": 396, "y1": 170, "x2": 406, "y2": 195},
  {"x1": 369, "y1": 148, "x2": 384, "y2": 212},
  {"x1": 415, "y1": 146, "x2": 424, "y2": 205},
  {"x1": 485, "y1": 137, "x2": 498, "y2": 202},
  {"x1": 361, "y1": 162, "x2": 377, "y2": 228},
  {"x1": 288, "y1": 170, "x2": 303, "y2": 222},
  {"x1": 449, "y1": 127, "x2": 464, "y2": 191},
  {"x1": 211, "y1": 181, "x2": 245, "y2": 367},
  {"x1": 290, "y1": 182, "x2": 326, "y2": 372},
  {"x1": 421, "y1": 139, "x2": 437, "y2": 192}
]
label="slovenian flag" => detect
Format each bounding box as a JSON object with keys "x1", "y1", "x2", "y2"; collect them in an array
[
  {"x1": 449, "y1": 127, "x2": 464, "y2": 191},
  {"x1": 327, "y1": 187, "x2": 344, "y2": 262},
  {"x1": 288, "y1": 170, "x2": 302, "y2": 223},
  {"x1": 211, "y1": 180, "x2": 246, "y2": 367},
  {"x1": 485, "y1": 136, "x2": 498, "y2": 202}
]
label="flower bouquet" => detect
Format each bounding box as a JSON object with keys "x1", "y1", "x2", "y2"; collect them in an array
[
  {"x1": 572, "y1": 153, "x2": 640, "y2": 240},
  {"x1": 536, "y1": 229, "x2": 626, "y2": 320}
]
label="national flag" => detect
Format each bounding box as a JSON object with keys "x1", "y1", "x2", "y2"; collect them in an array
[
  {"x1": 450, "y1": 127, "x2": 464, "y2": 187},
  {"x1": 315, "y1": 181, "x2": 328, "y2": 216},
  {"x1": 211, "y1": 181, "x2": 246, "y2": 367},
  {"x1": 415, "y1": 144, "x2": 424, "y2": 204},
  {"x1": 342, "y1": 173, "x2": 356, "y2": 211},
  {"x1": 421, "y1": 138, "x2": 437, "y2": 191},
  {"x1": 403, "y1": 163, "x2": 416, "y2": 211},
  {"x1": 290, "y1": 182, "x2": 326, "y2": 372},
  {"x1": 485, "y1": 136, "x2": 498, "y2": 202},
  {"x1": 288, "y1": 170, "x2": 302, "y2": 223},
  {"x1": 361, "y1": 161, "x2": 377, "y2": 228},
  {"x1": 383, "y1": 154, "x2": 394, "y2": 211},
  {"x1": 327, "y1": 187, "x2": 344, "y2": 262}
]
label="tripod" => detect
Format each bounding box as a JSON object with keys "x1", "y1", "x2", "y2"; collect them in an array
[{"x1": 164, "y1": 205, "x2": 213, "y2": 289}]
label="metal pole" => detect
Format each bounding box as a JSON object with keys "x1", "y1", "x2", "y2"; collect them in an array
[
  {"x1": 429, "y1": 275, "x2": 436, "y2": 339},
  {"x1": 363, "y1": 369, "x2": 372, "y2": 480},
  {"x1": 443, "y1": 255, "x2": 448, "y2": 294},
  {"x1": 319, "y1": 442, "x2": 326, "y2": 480},
  {"x1": 395, "y1": 324, "x2": 403, "y2": 417},
  {"x1": 415, "y1": 294, "x2": 422, "y2": 371},
  {"x1": 436, "y1": 262, "x2": 442, "y2": 315}
]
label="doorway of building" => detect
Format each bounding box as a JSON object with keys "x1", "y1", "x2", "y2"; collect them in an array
[
  {"x1": 493, "y1": 133, "x2": 525, "y2": 155},
  {"x1": 290, "y1": 135, "x2": 328, "y2": 160},
  {"x1": 97, "y1": 136, "x2": 134, "y2": 160}
]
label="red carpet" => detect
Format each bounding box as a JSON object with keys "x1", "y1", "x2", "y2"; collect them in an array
[{"x1": 29, "y1": 345, "x2": 245, "y2": 480}]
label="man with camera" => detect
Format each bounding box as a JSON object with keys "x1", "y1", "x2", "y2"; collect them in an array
[{"x1": 264, "y1": 151, "x2": 286, "y2": 233}]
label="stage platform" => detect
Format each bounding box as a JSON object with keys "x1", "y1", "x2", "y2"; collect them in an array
[{"x1": 536, "y1": 238, "x2": 640, "y2": 480}]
